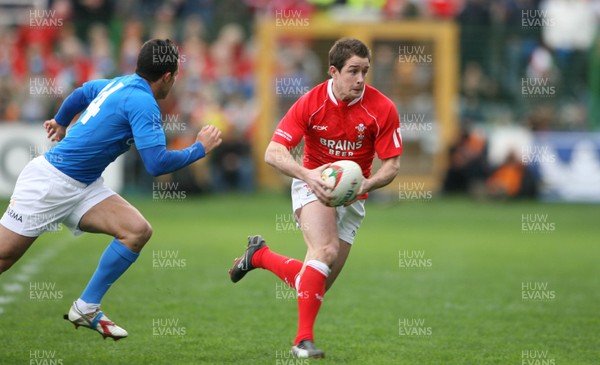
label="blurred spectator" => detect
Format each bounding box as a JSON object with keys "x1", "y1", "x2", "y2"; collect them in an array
[
  {"x1": 442, "y1": 127, "x2": 488, "y2": 194},
  {"x1": 486, "y1": 150, "x2": 537, "y2": 199},
  {"x1": 525, "y1": 42, "x2": 557, "y2": 81},
  {"x1": 119, "y1": 20, "x2": 144, "y2": 75},
  {"x1": 382, "y1": 0, "x2": 421, "y2": 19},
  {"x1": 71, "y1": 0, "x2": 113, "y2": 41},
  {"x1": 55, "y1": 24, "x2": 92, "y2": 90},
  {"x1": 542, "y1": 0, "x2": 595, "y2": 98},
  {"x1": 457, "y1": 0, "x2": 491, "y2": 72},
  {"x1": 209, "y1": 131, "x2": 256, "y2": 193},
  {"x1": 150, "y1": 3, "x2": 177, "y2": 40},
  {"x1": 87, "y1": 23, "x2": 116, "y2": 79},
  {"x1": 427, "y1": 0, "x2": 461, "y2": 18},
  {"x1": 276, "y1": 39, "x2": 321, "y2": 116},
  {"x1": 461, "y1": 61, "x2": 496, "y2": 123}
]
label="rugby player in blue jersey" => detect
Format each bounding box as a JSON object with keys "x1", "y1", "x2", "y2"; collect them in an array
[{"x1": 0, "y1": 39, "x2": 222, "y2": 340}]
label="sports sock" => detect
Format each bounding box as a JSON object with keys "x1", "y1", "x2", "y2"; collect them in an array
[
  {"x1": 79, "y1": 238, "x2": 139, "y2": 310},
  {"x1": 75, "y1": 298, "x2": 98, "y2": 314},
  {"x1": 294, "y1": 259, "x2": 330, "y2": 344},
  {"x1": 252, "y1": 246, "x2": 303, "y2": 288}
]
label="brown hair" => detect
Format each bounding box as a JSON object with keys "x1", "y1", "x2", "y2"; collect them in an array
[{"x1": 329, "y1": 38, "x2": 371, "y2": 71}]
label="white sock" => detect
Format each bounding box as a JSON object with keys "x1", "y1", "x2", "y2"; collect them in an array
[
  {"x1": 75, "y1": 298, "x2": 100, "y2": 314},
  {"x1": 306, "y1": 259, "x2": 331, "y2": 277}
]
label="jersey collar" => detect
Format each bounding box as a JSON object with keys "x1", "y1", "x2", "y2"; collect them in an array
[
  {"x1": 133, "y1": 73, "x2": 153, "y2": 94},
  {"x1": 327, "y1": 79, "x2": 364, "y2": 107}
]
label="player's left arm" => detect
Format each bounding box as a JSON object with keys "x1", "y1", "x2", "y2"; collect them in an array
[
  {"x1": 138, "y1": 125, "x2": 222, "y2": 177},
  {"x1": 130, "y1": 98, "x2": 221, "y2": 177},
  {"x1": 358, "y1": 155, "x2": 400, "y2": 195}
]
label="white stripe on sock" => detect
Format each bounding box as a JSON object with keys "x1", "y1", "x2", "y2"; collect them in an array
[{"x1": 306, "y1": 259, "x2": 331, "y2": 277}]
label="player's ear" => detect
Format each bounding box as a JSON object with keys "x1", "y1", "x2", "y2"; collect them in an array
[
  {"x1": 161, "y1": 71, "x2": 173, "y2": 83},
  {"x1": 328, "y1": 65, "x2": 339, "y2": 78}
]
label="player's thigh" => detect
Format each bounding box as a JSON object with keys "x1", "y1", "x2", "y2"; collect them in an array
[
  {"x1": 325, "y1": 239, "x2": 351, "y2": 291},
  {"x1": 296, "y1": 201, "x2": 339, "y2": 264},
  {"x1": 0, "y1": 224, "x2": 37, "y2": 272},
  {"x1": 78, "y1": 195, "x2": 152, "y2": 246}
]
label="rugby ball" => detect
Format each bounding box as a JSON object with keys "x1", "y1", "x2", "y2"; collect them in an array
[{"x1": 320, "y1": 160, "x2": 364, "y2": 206}]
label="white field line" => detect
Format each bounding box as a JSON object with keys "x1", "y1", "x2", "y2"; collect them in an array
[{"x1": 0, "y1": 234, "x2": 77, "y2": 315}]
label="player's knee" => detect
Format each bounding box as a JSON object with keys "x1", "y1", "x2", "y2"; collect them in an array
[
  {"x1": 318, "y1": 243, "x2": 339, "y2": 266},
  {"x1": 127, "y1": 219, "x2": 153, "y2": 247}
]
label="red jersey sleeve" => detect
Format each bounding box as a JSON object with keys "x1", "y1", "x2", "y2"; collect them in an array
[
  {"x1": 271, "y1": 94, "x2": 309, "y2": 149},
  {"x1": 374, "y1": 101, "x2": 403, "y2": 159}
]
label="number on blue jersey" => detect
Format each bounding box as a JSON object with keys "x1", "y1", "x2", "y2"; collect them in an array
[{"x1": 80, "y1": 81, "x2": 125, "y2": 124}]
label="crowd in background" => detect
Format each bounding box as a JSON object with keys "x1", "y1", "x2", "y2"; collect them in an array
[{"x1": 0, "y1": 0, "x2": 597, "y2": 197}]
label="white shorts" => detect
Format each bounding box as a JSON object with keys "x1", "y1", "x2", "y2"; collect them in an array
[
  {"x1": 291, "y1": 178, "x2": 366, "y2": 245},
  {"x1": 0, "y1": 156, "x2": 115, "y2": 237}
]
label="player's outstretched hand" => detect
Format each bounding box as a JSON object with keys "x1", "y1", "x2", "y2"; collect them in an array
[
  {"x1": 305, "y1": 164, "x2": 335, "y2": 207},
  {"x1": 196, "y1": 125, "x2": 222, "y2": 154},
  {"x1": 43, "y1": 119, "x2": 66, "y2": 142}
]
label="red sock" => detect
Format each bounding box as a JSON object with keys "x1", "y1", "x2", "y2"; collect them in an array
[
  {"x1": 294, "y1": 262, "x2": 328, "y2": 344},
  {"x1": 252, "y1": 246, "x2": 303, "y2": 288}
]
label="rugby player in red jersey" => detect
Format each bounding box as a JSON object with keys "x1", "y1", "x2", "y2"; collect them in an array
[{"x1": 229, "y1": 38, "x2": 402, "y2": 358}]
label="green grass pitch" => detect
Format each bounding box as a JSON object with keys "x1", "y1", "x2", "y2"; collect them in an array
[{"x1": 0, "y1": 193, "x2": 598, "y2": 364}]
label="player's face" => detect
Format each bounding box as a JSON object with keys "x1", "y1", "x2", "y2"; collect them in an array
[
  {"x1": 330, "y1": 55, "x2": 370, "y2": 102},
  {"x1": 157, "y1": 70, "x2": 178, "y2": 100}
]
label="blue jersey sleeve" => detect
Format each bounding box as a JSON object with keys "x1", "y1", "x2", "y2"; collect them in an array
[
  {"x1": 81, "y1": 79, "x2": 112, "y2": 101},
  {"x1": 54, "y1": 79, "x2": 111, "y2": 126},
  {"x1": 127, "y1": 93, "x2": 166, "y2": 150},
  {"x1": 138, "y1": 143, "x2": 206, "y2": 177}
]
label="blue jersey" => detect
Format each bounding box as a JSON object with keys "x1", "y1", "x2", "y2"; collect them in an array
[{"x1": 45, "y1": 74, "x2": 165, "y2": 184}]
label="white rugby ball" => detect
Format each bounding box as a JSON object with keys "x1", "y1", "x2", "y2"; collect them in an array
[{"x1": 320, "y1": 160, "x2": 364, "y2": 206}]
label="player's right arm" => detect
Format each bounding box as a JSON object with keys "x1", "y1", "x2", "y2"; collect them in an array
[
  {"x1": 265, "y1": 141, "x2": 332, "y2": 205},
  {"x1": 43, "y1": 79, "x2": 112, "y2": 142},
  {"x1": 265, "y1": 90, "x2": 333, "y2": 204}
]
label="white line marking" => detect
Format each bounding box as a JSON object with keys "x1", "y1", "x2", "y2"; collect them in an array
[{"x1": 0, "y1": 234, "x2": 77, "y2": 315}]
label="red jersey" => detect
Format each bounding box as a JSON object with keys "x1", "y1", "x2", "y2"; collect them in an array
[{"x1": 272, "y1": 79, "x2": 402, "y2": 178}]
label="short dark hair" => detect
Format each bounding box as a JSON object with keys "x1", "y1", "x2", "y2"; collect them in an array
[
  {"x1": 136, "y1": 39, "x2": 179, "y2": 82},
  {"x1": 329, "y1": 38, "x2": 371, "y2": 71}
]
